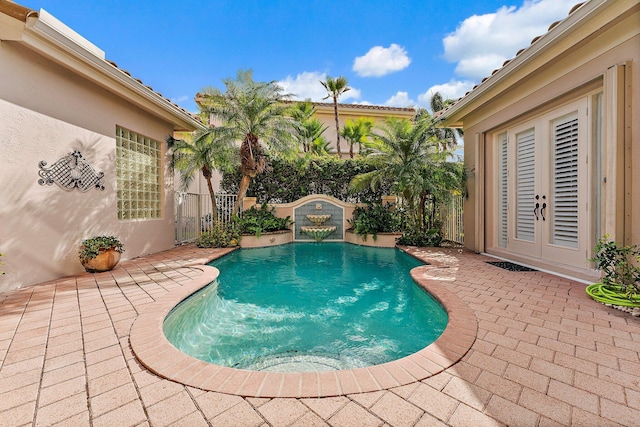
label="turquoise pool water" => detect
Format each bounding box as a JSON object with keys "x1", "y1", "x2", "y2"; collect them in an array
[{"x1": 164, "y1": 243, "x2": 448, "y2": 372}]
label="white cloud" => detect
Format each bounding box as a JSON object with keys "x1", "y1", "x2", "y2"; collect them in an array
[
  {"x1": 353, "y1": 44, "x2": 411, "y2": 77},
  {"x1": 442, "y1": 0, "x2": 577, "y2": 80},
  {"x1": 417, "y1": 81, "x2": 476, "y2": 108},
  {"x1": 278, "y1": 71, "x2": 361, "y2": 102},
  {"x1": 170, "y1": 95, "x2": 189, "y2": 104},
  {"x1": 342, "y1": 87, "x2": 362, "y2": 102},
  {"x1": 277, "y1": 71, "x2": 328, "y2": 101},
  {"x1": 384, "y1": 91, "x2": 415, "y2": 108}
]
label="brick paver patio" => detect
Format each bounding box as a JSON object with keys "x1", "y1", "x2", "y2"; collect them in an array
[{"x1": 0, "y1": 245, "x2": 638, "y2": 426}]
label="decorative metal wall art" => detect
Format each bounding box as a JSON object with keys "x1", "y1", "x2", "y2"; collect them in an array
[{"x1": 38, "y1": 151, "x2": 105, "y2": 192}]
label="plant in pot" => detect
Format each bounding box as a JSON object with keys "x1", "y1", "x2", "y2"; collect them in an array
[
  {"x1": 586, "y1": 236, "x2": 640, "y2": 310},
  {"x1": 79, "y1": 235, "x2": 125, "y2": 273}
]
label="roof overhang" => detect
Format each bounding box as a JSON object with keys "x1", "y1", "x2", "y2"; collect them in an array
[
  {"x1": 0, "y1": 1, "x2": 205, "y2": 132},
  {"x1": 282, "y1": 100, "x2": 416, "y2": 119},
  {"x1": 437, "y1": 0, "x2": 632, "y2": 129},
  {"x1": 311, "y1": 101, "x2": 416, "y2": 119}
]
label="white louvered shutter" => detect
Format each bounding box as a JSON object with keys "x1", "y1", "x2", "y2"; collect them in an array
[
  {"x1": 515, "y1": 129, "x2": 535, "y2": 241},
  {"x1": 498, "y1": 133, "x2": 508, "y2": 247},
  {"x1": 551, "y1": 115, "x2": 579, "y2": 247}
]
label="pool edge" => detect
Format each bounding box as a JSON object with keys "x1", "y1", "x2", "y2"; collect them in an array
[{"x1": 129, "y1": 246, "x2": 478, "y2": 398}]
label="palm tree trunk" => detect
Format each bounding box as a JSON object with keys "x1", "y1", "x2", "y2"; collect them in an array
[
  {"x1": 418, "y1": 192, "x2": 427, "y2": 232},
  {"x1": 430, "y1": 195, "x2": 438, "y2": 230},
  {"x1": 206, "y1": 177, "x2": 219, "y2": 226},
  {"x1": 201, "y1": 165, "x2": 219, "y2": 227},
  {"x1": 333, "y1": 96, "x2": 341, "y2": 156},
  {"x1": 233, "y1": 174, "x2": 252, "y2": 215}
]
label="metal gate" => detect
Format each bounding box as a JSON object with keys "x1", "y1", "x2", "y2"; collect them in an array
[
  {"x1": 174, "y1": 192, "x2": 238, "y2": 244},
  {"x1": 441, "y1": 194, "x2": 464, "y2": 244}
]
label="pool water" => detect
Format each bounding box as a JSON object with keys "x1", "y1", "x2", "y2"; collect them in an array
[{"x1": 163, "y1": 243, "x2": 448, "y2": 372}]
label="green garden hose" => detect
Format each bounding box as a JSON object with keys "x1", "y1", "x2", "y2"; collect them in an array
[{"x1": 586, "y1": 283, "x2": 640, "y2": 307}]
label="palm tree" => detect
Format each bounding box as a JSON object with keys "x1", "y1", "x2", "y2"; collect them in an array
[
  {"x1": 428, "y1": 92, "x2": 463, "y2": 151},
  {"x1": 320, "y1": 76, "x2": 350, "y2": 156},
  {"x1": 167, "y1": 128, "x2": 235, "y2": 226},
  {"x1": 341, "y1": 117, "x2": 373, "y2": 158},
  {"x1": 350, "y1": 117, "x2": 448, "y2": 230},
  {"x1": 309, "y1": 137, "x2": 331, "y2": 156},
  {"x1": 289, "y1": 101, "x2": 328, "y2": 153},
  {"x1": 199, "y1": 70, "x2": 297, "y2": 214}
]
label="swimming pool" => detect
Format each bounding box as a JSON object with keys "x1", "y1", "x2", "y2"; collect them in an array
[{"x1": 164, "y1": 243, "x2": 448, "y2": 372}]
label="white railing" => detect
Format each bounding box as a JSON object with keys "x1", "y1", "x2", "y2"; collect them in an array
[
  {"x1": 174, "y1": 192, "x2": 239, "y2": 244},
  {"x1": 441, "y1": 194, "x2": 464, "y2": 244}
]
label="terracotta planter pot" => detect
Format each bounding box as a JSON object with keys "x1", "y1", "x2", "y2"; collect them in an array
[{"x1": 81, "y1": 248, "x2": 121, "y2": 273}]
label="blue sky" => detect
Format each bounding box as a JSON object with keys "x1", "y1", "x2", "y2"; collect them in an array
[{"x1": 23, "y1": 0, "x2": 578, "y2": 113}]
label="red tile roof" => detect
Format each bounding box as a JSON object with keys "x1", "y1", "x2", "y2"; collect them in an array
[{"x1": 283, "y1": 100, "x2": 416, "y2": 113}]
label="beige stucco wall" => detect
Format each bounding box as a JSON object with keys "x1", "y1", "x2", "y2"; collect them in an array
[
  {"x1": 312, "y1": 103, "x2": 415, "y2": 157},
  {"x1": 458, "y1": 5, "x2": 639, "y2": 279},
  {"x1": 0, "y1": 41, "x2": 176, "y2": 291},
  {"x1": 244, "y1": 195, "x2": 359, "y2": 242}
]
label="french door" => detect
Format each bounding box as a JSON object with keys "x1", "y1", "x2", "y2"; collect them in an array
[{"x1": 496, "y1": 99, "x2": 588, "y2": 269}]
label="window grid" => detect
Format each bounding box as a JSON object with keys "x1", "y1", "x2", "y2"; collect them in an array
[{"x1": 116, "y1": 126, "x2": 162, "y2": 220}]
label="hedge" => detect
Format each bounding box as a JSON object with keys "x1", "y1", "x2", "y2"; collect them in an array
[{"x1": 221, "y1": 157, "x2": 393, "y2": 204}]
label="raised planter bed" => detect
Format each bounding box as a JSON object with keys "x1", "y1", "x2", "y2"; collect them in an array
[
  {"x1": 345, "y1": 230, "x2": 402, "y2": 248},
  {"x1": 239, "y1": 230, "x2": 293, "y2": 248}
]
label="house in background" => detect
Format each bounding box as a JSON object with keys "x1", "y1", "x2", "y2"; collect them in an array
[
  {"x1": 308, "y1": 101, "x2": 416, "y2": 156},
  {"x1": 0, "y1": 0, "x2": 205, "y2": 291},
  {"x1": 438, "y1": 0, "x2": 638, "y2": 281},
  {"x1": 183, "y1": 99, "x2": 416, "y2": 195}
]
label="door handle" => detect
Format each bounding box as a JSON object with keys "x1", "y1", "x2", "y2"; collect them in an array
[
  {"x1": 541, "y1": 203, "x2": 547, "y2": 221},
  {"x1": 534, "y1": 202, "x2": 540, "y2": 221}
]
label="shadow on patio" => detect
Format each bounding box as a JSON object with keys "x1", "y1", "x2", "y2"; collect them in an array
[{"x1": 1, "y1": 244, "x2": 639, "y2": 426}]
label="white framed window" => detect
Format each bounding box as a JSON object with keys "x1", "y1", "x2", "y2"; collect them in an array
[{"x1": 116, "y1": 126, "x2": 162, "y2": 220}]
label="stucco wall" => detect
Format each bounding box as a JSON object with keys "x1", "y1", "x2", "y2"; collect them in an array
[
  {"x1": 293, "y1": 200, "x2": 344, "y2": 241},
  {"x1": 0, "y1": 41, "x2": 176, "y2": 291},
  {"x1": 461, "y1": 11, "x2": 639, "y2": 278},
  {"x1": 265, "y1": 195, "x2": 357, "y2": 241},
  {"x1": 313, "y1": 105, "x2": 415, "y2": 157}
]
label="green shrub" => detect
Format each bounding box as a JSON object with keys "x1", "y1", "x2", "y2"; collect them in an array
[
  {"x1": 590, "y1": 236, "x2": 640, "y2": 299},
  {"x1": 196, "y1": 223, "x2": 239, "y2": 248},
  {"x1": 397, "y1": 228, "x2": 443, "y2": 247},
  {"x1": 349, "y1": 202, "x2": 403, "y2": 241},
  {"x1": 79, "y1": 235, "x2": 124, "y2": 262},
  {"x1": 222, "y1": 157, "x2": 392, "y2": 204},
  {"x1": 0, "y1": 250, "x2": 4, "y2": 275},
  {"x1": 234, "y1": 204, "x2": 293, "y2": 238}
]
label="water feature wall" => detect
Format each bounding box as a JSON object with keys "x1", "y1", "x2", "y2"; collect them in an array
[
  {"x1": 243, "y1": 194, "x2": 358, "y2": 243},
  {"x1": 294, "y1": 200, "x2": 344, "y2": 241}
]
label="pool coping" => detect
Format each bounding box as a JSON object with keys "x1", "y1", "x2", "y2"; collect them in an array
[{"x1": 129, "y1": 246, "x2": 478, "y2": 398}]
